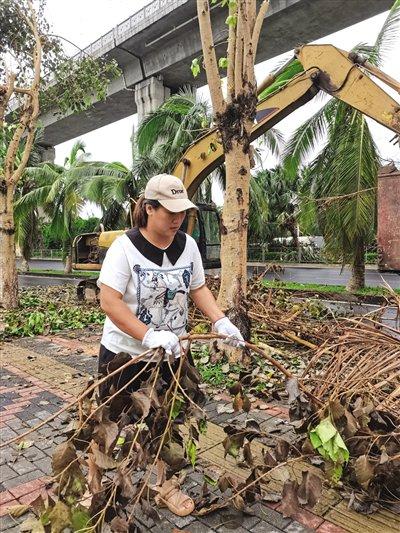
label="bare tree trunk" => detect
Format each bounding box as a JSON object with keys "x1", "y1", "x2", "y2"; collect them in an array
[
  {"x1": 21, "y1": 258, "x2": 30, "y2": 272},
  {"x1": 64, "y1": 245, "x2": 72, "y2": 274},
  {"x1": 218, "y1": 144, "x2": 250, "y2": 310},
  {"x1": 0, "y1": 185, "x2": 18, "y2": 308},
  {"x1": 347, "y1": 239, "x2": 365, "y2": 292}
]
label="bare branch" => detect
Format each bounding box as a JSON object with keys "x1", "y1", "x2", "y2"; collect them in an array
[
  {"x1": 196, "y1": 0, "x2": 225, "y2": 113},
  {"x1": 238, "y1": 0, "x2": 253, "y2": 87},
  {"x1": 0, "y1": 73, "x2": 17, "y2": 126},
  {"x1": 234, "y1": 5, "x2": 244, "y2": 95},
  {"x1": 0, "y1": 84, "x2": 32, "y2": 96},
  {"x1": 226, "y1": 1, "x2": 237, "y2": 103},
  {"x1": 252, "y1": 0, "x2": 270, "y2": 61},
  {"x1": 10, "y1": 0, "x2": 42, "y2": 185}
]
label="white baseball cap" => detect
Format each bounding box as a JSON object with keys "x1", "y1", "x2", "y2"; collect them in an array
[{"x1": 144, "y1": 174, "x2": 198, "y2": 213}]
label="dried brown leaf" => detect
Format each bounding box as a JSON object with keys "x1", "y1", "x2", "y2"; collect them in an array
[
  {"x1": 297, "y1": 470, "x2": 322, "y2": 508},
  {"x1": 130, "y1": 390, "x2": 152, "y2": 418},
  {"x1": 285, "y1": 378, "x2": 300, "y2": 403},
  {"x1": 354, "y1": 455, "x2": 375, "y2": 490},
  {"x1": 233, "y1": 393, "x2": 243, "y2": 412},
  {"x1": 242, "y1": 395, "x2": 251, "y2": 413},
  {"x1": 87, "y1": 453, "x2": 102, "y2": 494},
  {"x1": 7, "y1": 504, "x2": 30, "y2": 518},
  {"x1": 52, "y1": 442, "x2": 77, "y2": 476},
  {"x1": 91, "y1": 441, "x2": 118, "y2": 470},
  {"x1": 243, "y1": 442, "x2": 254, "y2": 467},
  {"x1": 275, "y1": 439, "x2": 290, "y2": 462},
  {"x1": 280, "y1": 480, "x2": 300, "y2": 518}
]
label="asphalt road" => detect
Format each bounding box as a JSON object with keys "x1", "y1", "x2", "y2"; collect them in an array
[
  {"x1": 261, "y1": 266, "x2": 400, "y2": 289},
  {"x1": 20, "y1": 260, "x2": 400, "y2": 289}
]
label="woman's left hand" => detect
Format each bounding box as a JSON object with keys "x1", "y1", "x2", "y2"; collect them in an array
[{"x1": 213, "y1": 317, "x2": 245, "y2": 347}]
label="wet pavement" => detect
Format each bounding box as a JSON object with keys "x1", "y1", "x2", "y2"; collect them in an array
[{"x1": 1, "y1": 329, "x2": 399, "y2": 532}]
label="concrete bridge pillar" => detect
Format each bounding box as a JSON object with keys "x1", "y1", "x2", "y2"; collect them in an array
[
  {"x1": 38, "y1": 145, "x2": 56, "y2": 164},
  {"x1": 134, "y1": 76, "x2": 170, "y2": 124}
]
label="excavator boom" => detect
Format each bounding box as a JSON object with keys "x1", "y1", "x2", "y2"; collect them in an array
[
  {"x1": 72, "y1": 44, "x2": 400, "y2": 286},
  {"x1": 174, "y1": 44, "x2": 400, "y2": 195}
]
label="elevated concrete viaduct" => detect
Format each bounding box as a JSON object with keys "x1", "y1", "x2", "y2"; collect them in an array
[{"x1": 38, "y1": 0, "x2": 392, "y2": 152}]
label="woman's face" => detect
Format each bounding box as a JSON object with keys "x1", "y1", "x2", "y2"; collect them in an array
[{"x1": 146, "y1": 205, "x2": 186, "y2": 238}]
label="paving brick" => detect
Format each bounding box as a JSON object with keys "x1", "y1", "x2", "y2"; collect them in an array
[
  {"x1": 251, "y1": 503, "x2": 291, "y2": 530},
  {"x1": 19, "y1": 488, "x2": 46, "y2": 505},
  {"x1": 184, "y1": 520, "x2": 216, "y2": 532},
  {"x1": 278, "y1": 507, "x2": 323, "y2": 531},
  {"x1": 6, "y1": 419, "x2": 23, "y2": 431},
  {"x1": 0, "y1": 465, "x2": 18, "y2": 482},
  {"x1": 36, "y1": 456, "x2": 52, "y2": 476},
  {"x1": 0, "y1": 491, "x2": 15, "y2": 505},
  {"x1": 250, "y1": 523, "x2": 283, "y2": 533},
  {"x1": 0, "y1": 512, "x2": 21, "y2": 529},
  {"x1": 316, "y1": 521, "x2": 346, "y2": 533},
  {"x1": 4, "y1": 471, "x2": 44, "y2": 492},
  {"x1": 285, "y1": 521, "x2": 315, "y2": 533},
  {"x1": 25, "y1": 418, "x2": 42, "y2": 428},
  {"x1": 0, "y1": 428, "x2": 18, "y2": 441},
  {"x1": 10, "y1": 457, "x2": 36, "y2": 476},
  {"x1": 216, "y1": 510, "x2": 261, "y2": 531},
  {"x1": 0, "y1": 499, "x2": 19, "y2": 517},
  {"x1": 33, "y1": 410, "x2": 52, "y2": 421},
  {"x1": 160, "y1": 508, "x2": 196, "y2": 528},
  {"x1": 22, "y1": 446, "x2": 46, "y2": 461},
  {"x1": 0, "y1": 449, "x2": 16, "y2": 466}
]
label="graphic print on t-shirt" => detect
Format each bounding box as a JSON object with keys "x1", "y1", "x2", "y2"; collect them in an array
[{"x1": 133, "y1": 263, "x2": 193, "y2": 334}]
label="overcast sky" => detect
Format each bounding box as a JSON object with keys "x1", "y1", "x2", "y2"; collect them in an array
[{"x1": 45, "y1": 0, "x2": 400, "y2": 210}]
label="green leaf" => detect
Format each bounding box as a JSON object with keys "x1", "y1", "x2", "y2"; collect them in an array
[
  {"x1": 225, "y1": 14, "x2": 237, "y2": 27},
  {"x1": 309, "y1": 417, "x2": 349, "y2": 472},
  {"x1": 71, "y1": 509, "x2": 91, "y2": 531},
  {"x1": 170, "y1": 395, "x2": 184, "y2": 420},
  {"x1": 198, "y1": 418, "x2": 208, "y2": 435},
  {"x1": 218, "y1": 57, "x2": 228, "y2": 69},
  {"x1": 191, "y1": 58, "x2": 201, "y2": 78},
  {"x1": 204, "y1": 474, "x2": 218, "y2": 486},
  {"x1": 186, "y1": 438, "x2": 197, "y2": 468},
  {"x1": 17, "y1": 440, "x2": 34, "y2": 450}
]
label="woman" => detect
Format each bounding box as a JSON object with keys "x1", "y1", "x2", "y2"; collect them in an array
[{"x1": 97, "y1": 173, "x2": 243, "y2": 516}]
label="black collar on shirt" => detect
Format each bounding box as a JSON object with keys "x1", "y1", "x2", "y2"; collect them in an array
[{"x1": 125, "y1": 227, "x2": 187, "y2": 266}]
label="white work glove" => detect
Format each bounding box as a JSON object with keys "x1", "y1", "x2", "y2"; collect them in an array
[
  {"x1": 142, "y1": 328, "x2": 181, "y2": 358},
  {"x1": 213, "y1": 317, "x2": 245, "y2": 348}
]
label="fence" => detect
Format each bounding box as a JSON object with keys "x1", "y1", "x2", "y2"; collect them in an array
[
  {"x1": 32, "y1": 249, "x2": 64, "y2": 260},
  {"x1": 247, "y1": 243, "x2": 378, "y2": 265}
]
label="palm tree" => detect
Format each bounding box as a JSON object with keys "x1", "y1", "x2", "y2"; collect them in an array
[
  {"x1": 1, "y1": 124, "x2": 42, "y2": 272},
  {"x1": 248, "y1": 166, "x2": 302, "y2": 248},
  {"x1": 282, "y1": 1, "x2": 400, "y2": 291},
  {"x1": 16, "y1": 140, "x2": 100, "y2": 273}
]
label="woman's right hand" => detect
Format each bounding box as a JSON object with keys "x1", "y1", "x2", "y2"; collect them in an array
[{"x1": 142, "y1": 328, "x2": 181, "y2": 357}]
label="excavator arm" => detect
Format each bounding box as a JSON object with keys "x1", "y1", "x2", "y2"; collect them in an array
[{"x1": 174, "y1": 44, "x2": 400, "y2": 197}]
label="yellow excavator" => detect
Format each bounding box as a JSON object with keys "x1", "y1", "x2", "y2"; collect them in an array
[{"x1": 72, "y1": 44, "x2": 400, "y2": 298}]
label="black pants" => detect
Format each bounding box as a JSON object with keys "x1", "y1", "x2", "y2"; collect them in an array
[{"x1": 98, "y1": 344, "x2": 193, "y2": 400}]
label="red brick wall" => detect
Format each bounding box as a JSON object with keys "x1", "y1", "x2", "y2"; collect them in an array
[{"x1": 378, "y1": 171, "x2": 400, "y2": 271}]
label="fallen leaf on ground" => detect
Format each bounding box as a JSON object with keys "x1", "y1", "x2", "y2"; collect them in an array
[{"x1": 7, "y1": 504, "x2": 30, "y2": 517}]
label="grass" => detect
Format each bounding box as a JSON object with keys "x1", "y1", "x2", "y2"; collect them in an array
[
  {"x1": 262, "y1": 280, "x2": 400, "y2": 297},
  {"x1": 22, "y1": 268, "x2": 98, "y2": 278}
]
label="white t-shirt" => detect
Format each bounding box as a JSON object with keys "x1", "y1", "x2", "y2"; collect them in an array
[{"x1": 98, "y1": 228, "x2": 205, "y2": 357}]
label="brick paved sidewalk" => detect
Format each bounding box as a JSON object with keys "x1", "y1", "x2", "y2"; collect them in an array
[{"x1": 1, "y1": 332, "x2": 399, "y2": 532}]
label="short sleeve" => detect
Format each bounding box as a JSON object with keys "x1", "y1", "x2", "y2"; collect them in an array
[
  {"x1": 97, "y1": 237, "x2": 131, "y2": 295},
  {"x1": 189, "y1": 238, "x2": 206, "y2": 290}
]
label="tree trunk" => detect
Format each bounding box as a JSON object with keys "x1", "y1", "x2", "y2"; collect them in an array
[
  {"x1": 0, "y1": 184, "x2": 19, "y2": 308},
  {"x1": 217, "y1": 141, "x2": 250, "y2": 322},
  {"x1": 22, "y1": 258, "x2": 30, "y2": 272},
  {"x1": 347, "y1": 239, "x2": 365, "y2": 292},
  {"x1": 64, "y1": 254, "x2": 72, "y2": 274}
]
